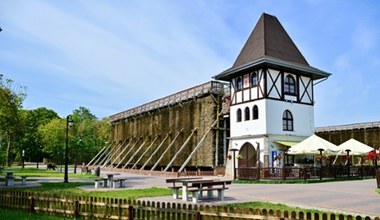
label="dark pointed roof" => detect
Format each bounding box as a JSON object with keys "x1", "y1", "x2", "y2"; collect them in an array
[{"x1": 214, "y1": 13, "x2": 331, "y2": 81}]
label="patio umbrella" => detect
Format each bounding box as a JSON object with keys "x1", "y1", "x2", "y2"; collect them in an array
[
  {"x1": 337, "y1": 139, "x2": 373, "y2": 155},
  {"x1": 287, "y1": 134, "x2": 340, "y2": 155}
]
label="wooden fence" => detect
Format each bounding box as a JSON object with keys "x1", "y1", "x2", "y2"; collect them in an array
[
  {"x1": 236, "y1": 166, "x2": 376, "y2": 181},
  {"x1": 0, "y1": 190, "x2": 379, "y2": 219}
]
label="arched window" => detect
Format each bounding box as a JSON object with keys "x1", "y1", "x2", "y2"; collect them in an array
[
  {"x1": 251, "y1": 72, "x2": 258, "y2": 87},
  {"x1": 284, "y1": 75, "x2": 296, "y2": 95},
  {"x1": 252, "y1": 105, "x2": 259, "y2": 120},
  {"x1": 237, "y1": 108, "x2": 242, "y2": 122},
  {"x1": 236, "y1": 76, "x2": 243, "y2": 90},
  {"x1": 244, "y1": 107, "x2": 250, "y2": 121},
  {"x1": 282, "y1": 110, "x2": 294, "y2": 131}
]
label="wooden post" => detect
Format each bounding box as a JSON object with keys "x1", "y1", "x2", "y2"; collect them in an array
[
  {"x1": 74, "y1": 200, "x2": 80, "y2": 218},
  {"x1": 128, "y1": 205, "x2": 134, "y2": 220},
  {"x1": 28, "y1": 196, "x2": 35, "y2": 213},
  {"x1": 194, "y1": 211, "x2": 202, "y2": 220},
  {"x1": 256, "y1": 143, "x2": 260, "y2": 180}
]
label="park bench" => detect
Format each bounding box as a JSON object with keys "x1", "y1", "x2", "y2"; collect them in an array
[
  {"x1": 81, "y1": 166, "x2": 91, "y2": 174},
  {"x1": 165, "y1": 177, "x2": 201, "y2": 199},
  {"x1": 112, "y1": 177, "x2": 127, "y2": 189},
  {"x1": 47, "y1": 164, "x2": 56, "y2": 170},
  {"x1": 188, "y1": 180, "x2": 232, "y2": 203},
  {"x1": 94, "y1": 177, "x2": 108, "y2": 188}
]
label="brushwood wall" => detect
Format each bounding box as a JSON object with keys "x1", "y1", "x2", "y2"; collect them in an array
[
  {"x1": 111, "y1": 94, "x2": 222, "y2": 170},
  {"x1": 316, "y1": 123, "x2": 380, "y2": 149}
]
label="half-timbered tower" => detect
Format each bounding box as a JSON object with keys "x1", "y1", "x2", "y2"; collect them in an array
[{"x1": 214, "y1": 13, "x2": 331, "y2": 172}]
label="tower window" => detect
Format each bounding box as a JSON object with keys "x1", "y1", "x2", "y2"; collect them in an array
[
  {"x1": 244, "y1": 107, "x2": 250, "y2": 121},
  {"x1": 282, "y1": 110, "x2": 294, "y2": 131},
  {"x1": 237, "y1": 108, "x2": 242, "y2": 122},
  {"x1": 236, "y1": 76, "x2": 243, "y2": 90},
  {"x1": 253, "y1": 105, "x2": 259, "y2": 120},
  {"x1": 284, "y1": 75, "x2": 296, "y2": 95},
  {"x1": 251, "y1": 72, "x2": 258, "y2": 87}
]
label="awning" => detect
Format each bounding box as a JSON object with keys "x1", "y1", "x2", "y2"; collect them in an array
[{"x1": 276, "y1": 141, "x2": 300, "y2": 147}]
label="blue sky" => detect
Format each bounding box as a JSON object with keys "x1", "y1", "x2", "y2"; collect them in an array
[{"x1": 0, "y1": 0, "x2": 379, "y2": 127}]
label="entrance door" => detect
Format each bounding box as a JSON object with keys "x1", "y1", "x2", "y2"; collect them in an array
[{"x1": 238, "y1": 142, "x2": 257, "y2": 168}]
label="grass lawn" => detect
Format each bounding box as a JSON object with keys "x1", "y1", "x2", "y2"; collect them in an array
[
  {"x1": 18, "y1": 182, "x2": 172, "y2": 199},
  {"x1": 2, "y1": 167, "x2": 96, "y2": 179},
  {"x1": 0, "y1": 208, "x2": 75, "y2": 219}
]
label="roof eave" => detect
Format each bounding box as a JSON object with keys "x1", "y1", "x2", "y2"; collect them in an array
[{"x1": 213, "y1": 57, "x2": 331, "y2": 81}]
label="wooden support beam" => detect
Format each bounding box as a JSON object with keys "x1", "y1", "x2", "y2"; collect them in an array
[
  {"x1": 132, "y1": 136, "x2": 159, "y2": 169},
  {"x1": 99, "y1": 144, "x2": 116, "y2": 167},
  {"x1": 141, "y1": 133, "x2": 170, "y2": 170},
  {"x1": 122, "y1": 139, "x2": 147, "y2": 169},
  {"x1": 105, "y1": 140, "x2": 127, "y2": 167},
  {"x1": 150, "y1": 130, "x2": 183, "y2": 171},
  {"x1": 86, "y1": 144, "x2": 109, "y2": 167},
  {"x1": 114, "y1": 138, "x2": 140, "y2": 168},
  {"x1": 163, "y1": 128, "x2": 197, "y2": 172},
  {"x1": 178, "y1": 120, "x2": 217, "y2": 172},
  {"x1": 108, "y1": 138, "x2": 129, "y2": 167}
]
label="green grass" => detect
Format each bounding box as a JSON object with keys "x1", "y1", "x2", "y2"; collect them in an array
[
  {"x1": 222, "y1": 201, "x2": 344, "y2": 216},
  {"x1": 0, "y1": 208, "x2": 75, "y2": 219},
  {"x1": 17, "y1": 182, "x2": 172, "y2": 199},
  {"x1": 2, "y1": 167, "x2": 96, "y2": 179}
]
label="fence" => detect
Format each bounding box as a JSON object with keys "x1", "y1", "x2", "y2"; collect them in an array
[
  {"x1": 236, "y1": 166, "x2": 376, "y2": 181},
  {"x1": 0, "y1": 190, "x2": 378, "y2": 219}
]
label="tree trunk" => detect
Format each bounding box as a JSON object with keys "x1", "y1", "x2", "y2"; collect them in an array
[{"x1": 6, "y1": 131, "x2": 11, "y2": 167}]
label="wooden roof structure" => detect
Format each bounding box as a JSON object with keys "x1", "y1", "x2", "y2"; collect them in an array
[
  {"x1": 214, "y1": 13, "x2": 331, "y2": 81},
  {"x1": 109, "y1": 81, "x2": 229, "y2": 123}
]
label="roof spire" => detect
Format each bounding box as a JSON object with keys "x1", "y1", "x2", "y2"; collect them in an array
[{"x1": 233, "y1": 13, "x2": 309, "y2": 68}]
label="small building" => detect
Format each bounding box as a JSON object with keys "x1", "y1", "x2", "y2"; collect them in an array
[{"x1": 213, "y1": 13, "x2": 331, "y2": 175}]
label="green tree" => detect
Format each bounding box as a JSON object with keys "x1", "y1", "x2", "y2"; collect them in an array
[
  {"x1": 38, "y1": 118, "x2": 66, "y2": 165},
  {"x1": 21, "y1": 108, "x2": 59, "y2": 166},
  {"x1": 71, "y1": 107, "x2": 111, "y2": 165},
  {"x1": 0, "y1": 74, "x2": 26, "y2": 166}
]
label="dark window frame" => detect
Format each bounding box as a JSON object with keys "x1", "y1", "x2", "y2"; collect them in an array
[
  {"x1": 237, "y1": 108, "x2": 242, "y2": 122},
  {"x1": 251, "y1": 72, "x2": 258, "y2": 87},
  {"x1": 282, "y1": 110, "x2": 294, "y2": 131},
  {"x1": 244, "y1": 107, "x2": 250, "y2": 121},
  {"x1": 236, "y1": 76, "x2": 243, "y2": 90},
  {"x1": 252, "y1": 105, "x2": 259, "y2": 120},
  {"x1": 284, "y1": 75, "x2": 296, "y2": 95}
]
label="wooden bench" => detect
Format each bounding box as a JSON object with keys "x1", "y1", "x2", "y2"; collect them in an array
[
  {"x1": 188, "y1": 180, "x2": 232, "y2": 203},
  {"x1": 112, "y1": 177, "x2": 127, "y2": 189},
  {"x1": 47, "y1": 164, "x2": 56, "y2": 170},
  {"x1": 94, "y1": 177, "x2": 108, "y2": 188},
  {"x1": 81, "y1": 166, "x2": 91, "y2": 174},
  {"x1": 166, "y1": 177, "x2": 201, "y2": 199}
]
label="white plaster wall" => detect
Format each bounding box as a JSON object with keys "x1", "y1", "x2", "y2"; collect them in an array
[
  {"x1": 266, "y1": 99, "x2": 314, "y2": 136},
  {"x1": 230, "y1": 99, "x2": 267, "y2": 138}
]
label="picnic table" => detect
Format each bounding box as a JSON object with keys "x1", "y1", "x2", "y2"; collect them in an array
[
  {"x1": 166, "y1": 177, "x2": 232, "y2": 202},
  {"x1": 166, "y1": 177, "x2": 202, "y2": 199}
]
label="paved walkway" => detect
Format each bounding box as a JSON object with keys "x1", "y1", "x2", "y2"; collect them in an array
[{"x1": 1, "y1": 169, "x2": 379, "y2": 218}]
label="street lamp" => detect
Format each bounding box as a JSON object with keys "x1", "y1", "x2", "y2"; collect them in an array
[
  {"x1": 229, "y1": 148, "x2": 239, "y2": 180},
  {"x1": 64, "y1": 115, "x2": 74, "y2": 183}
]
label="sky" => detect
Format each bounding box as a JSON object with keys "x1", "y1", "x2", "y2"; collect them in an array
[{"x1": 0, "y1": 0, "x2": 380, "y2": 127}]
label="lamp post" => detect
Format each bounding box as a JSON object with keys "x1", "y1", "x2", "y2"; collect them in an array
[
  {"x1": 229, "y1": 148, "x2": 239, "y2": 180},
  {"x1": 346, "y1": 149, "x2": 351, "y2": 178},
  {"x1": 64, "y1": 115, "x2": 74, "y2": 183},
  {"x1": 317, "y1": 148, "x2": 324, "y2": 180}
]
